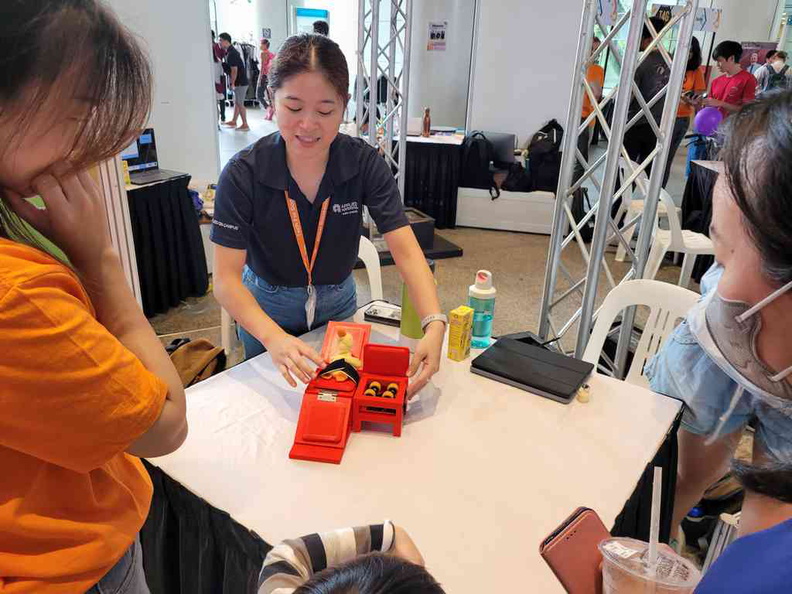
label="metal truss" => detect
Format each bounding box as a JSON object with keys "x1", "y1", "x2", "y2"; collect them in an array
[
  {"x1": 357, "y1": 0, "x2": 413, "y2": 199},
  {"x1": 538, "y1": 0, "x2": 699, "y2": 374}
]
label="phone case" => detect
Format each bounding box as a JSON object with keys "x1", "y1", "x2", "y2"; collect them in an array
[{"x1": 539, "y1": 507, "x2": 610, "y2": 594}]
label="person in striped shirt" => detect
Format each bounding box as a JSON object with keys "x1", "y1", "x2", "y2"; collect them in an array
[{"x1": 258, "y1": 521, "x2": 444, "y2": 593}]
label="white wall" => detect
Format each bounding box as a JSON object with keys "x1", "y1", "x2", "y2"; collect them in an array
[
  {"x1": 107, "y1": 0, "x2": 221, "y2": 183},
  {"x1": 709, "y1": 0, "x2": 779, "y2": 42},
  {"x1": 256, "y1": 0, "x2": 289, "y2": 52},
  {"x1": 468, "y1": 0, "x2": 582, "y2": 144},
  {"x1": 409, "y1": 0, "x2": 477, "y2": 128}
]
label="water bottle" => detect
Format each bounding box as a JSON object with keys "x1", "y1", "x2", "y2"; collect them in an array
[{"x1": 468, "y1": 270, "x2": 496, "y2": 348}]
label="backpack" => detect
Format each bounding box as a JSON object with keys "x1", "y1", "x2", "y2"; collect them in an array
[
  {"x1": 166, "y1": 338, "x2": 227, "y2": 387},
  {"x1": 570, "y1": 187, "x2": 594, "y2": 243},
  {"x1": 526, "y1": 119, "x2": 564, "y2": 192},
  {"x1": 459, "y1": 131, "x2": 500, "y2": 199},
  {"x1": 768, "y1": 65, "x2": 790, "y2": 91},
  {"x1": 501, "y1": 162, "x2": 532, "y2": 192}
]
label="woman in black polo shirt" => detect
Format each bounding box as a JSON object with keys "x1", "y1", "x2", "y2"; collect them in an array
[{"x1": 211, "y1": 34, "x2": 445, "y2": 397}]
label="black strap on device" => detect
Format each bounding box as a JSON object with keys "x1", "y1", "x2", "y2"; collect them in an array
[{"x1": 318, "y1": 359, "x2": 361, "y2": 385}]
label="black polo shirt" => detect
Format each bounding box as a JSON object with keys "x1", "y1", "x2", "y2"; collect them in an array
[
  {"x1": 225, "y1": 45, "x2": 248, "y2": 86},
  {"x1": 210, "y1": 132, "x2": 409, "y2": 287}
]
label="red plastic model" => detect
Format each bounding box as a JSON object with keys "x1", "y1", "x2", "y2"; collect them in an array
[{"x1": 352, "y1": 343, "x2": 410, "y2": 437}]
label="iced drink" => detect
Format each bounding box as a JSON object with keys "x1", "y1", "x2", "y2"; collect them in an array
[{"x1": 599, "y1": 537, "x2": 701, "y2": 593}]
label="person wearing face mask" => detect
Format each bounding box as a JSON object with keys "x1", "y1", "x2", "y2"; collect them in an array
[
  {"x1": 644, "y1": 91, "x2": 792, "y2": 546},
  {"x1": 211, "y1": 34, "x2": 446, "y2": 398}
]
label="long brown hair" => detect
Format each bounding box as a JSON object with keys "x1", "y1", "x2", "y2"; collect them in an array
[{"x1": 0, "y1": 0, "x2": 152, "y2": 245}]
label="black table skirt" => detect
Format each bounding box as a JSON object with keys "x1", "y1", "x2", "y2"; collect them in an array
[
  {"x1": 127, "y1": 176, "x2": 209, "y2": 317},
  {"x1": 141, "y1": 417, "x2": 680, "y2": 592},
  {"x1": 680, "y1": 162, "x2": 718, "y2": 283},
  {"x1": 404, "y1": 142, "x2": 461, "y2": 229}
]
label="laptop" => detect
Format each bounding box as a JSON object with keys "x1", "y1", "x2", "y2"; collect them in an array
[{"x1": 121, "y1": 128, "x2": 188, "y2": 185}]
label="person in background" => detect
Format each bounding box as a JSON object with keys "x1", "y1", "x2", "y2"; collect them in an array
[
  {"x1": 663, "y1": 36, "x2": 705, "y2": 187},
  {"x1": 0, "y1": 1, "x2": 188, "y2": 592},
  {"x1": 694, "y1": 461, "x2": 792, "y2": 593},
  {"x1": 623, "y1": 17, "x2": 670, "y2": 172},
  {"x1": 573, "y1": 36, "x2": 605, "y2": 183},
  {"x1": 755, "y1": 51, "x2": 792, "y2": 97},
  {"x1": 746, "y1": 51, "x2": 762, "y2": 75},
  {"x1": 313, "y1": 20, "x2": 329, "y2": 36},
  {"x1": 258, "y1": 522, "x2": 444, "y2": 593},
  {"x1": 219, "y1": 32, "x2": 250, "y2": 131},
  {"x1": 212, "y1": 30, "x2": 227, "y2": 124},
  {"x1": 702, "y1": 41, "x2": 755, "y2": 118},
  {"x1": 645, "y1": 91, "x2": 792, "y2": 551},
  {"x1": 211, "y1": 34, "x2": 445, "y2": 395},
  {"x1": 257, "y1": 38, "x2": 276, "y2": 121}
]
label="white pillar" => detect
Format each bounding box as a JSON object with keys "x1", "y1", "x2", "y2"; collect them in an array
[
  {"x1": 256, "y1": 0, "x2": 289, "y2": 52},
  {"x1": 779, "y1": 15, "x2": 789, "y2": 51}
]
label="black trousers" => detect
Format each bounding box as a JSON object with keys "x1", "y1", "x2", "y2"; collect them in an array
[
  {"x1": 572, "y1": 120, "x2": 591, "y2": 185},
  {"x1": 623, "y1": 122, "x2": 657, "y2": 175}
]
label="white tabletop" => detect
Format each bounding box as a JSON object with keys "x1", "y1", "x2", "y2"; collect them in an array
[
  {"x1": 405, "y1": 133, "x2": 464, "y2": 146},
  {"x1": 150, "y1": 312, "x2": 681, "y2": 593},
  {"x1": 691, "y1": 160, "x2": 722, "y2": 174}
]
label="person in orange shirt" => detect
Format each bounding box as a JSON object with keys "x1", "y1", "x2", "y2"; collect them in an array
[
  {"x1": 0, "y1": 2, "x2": 187, "y2": 592},
  {"x1": 663, "y1": 36, "x2": 706, "y2": 187},
  {"x1": 574, "y1": 37, "x2": 605, "y2": 183}
]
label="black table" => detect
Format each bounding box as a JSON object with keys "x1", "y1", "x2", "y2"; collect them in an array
[
  {"x1": 127, "y1": 176, "x2": 209, "y2": 317},
  {"x1": 681, "y1": 161, "x2": 719, "y2": 283},
  {"x1": 139, "y1": 418, "x2": 680, "y2": 593},
  {"x1": 404, "y1": 140, "x2": 461, "y2": 229}
]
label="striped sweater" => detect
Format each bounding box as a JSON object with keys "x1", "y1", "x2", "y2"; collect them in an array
[{"x1": 258, "y1": 521, "x2": 395, "y2": 593}]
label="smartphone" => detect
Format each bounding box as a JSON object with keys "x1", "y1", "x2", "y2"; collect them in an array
[
  {"x1": 363, "y1": 300, "x2": 402, "y2": 327},
  {"x1": 539, "y1": 507, "x2": 611, "y2": 594}
]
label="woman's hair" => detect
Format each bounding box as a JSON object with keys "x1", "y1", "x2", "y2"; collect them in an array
[
  {"x1": 293, "y1": 553, "x2": 445, "y2": 594},
  {"x1": 733, "y1": 460, "x2": 792, "y2": 505},
  {"x1": 721, "y1": 91, "x2": 792, "y2": 285},
  {"x1": 268, "y1": 33, "x2": 349, "y2": 105},
  {"x1": 261, "y1": 38, "x2": 270, "y2": 48},
  {"x1": 0, "y1": 0, "x2": 151, "y2": 242},
  {"x1": 687, "y1": 36, "x2": 702, "y2": 72}
]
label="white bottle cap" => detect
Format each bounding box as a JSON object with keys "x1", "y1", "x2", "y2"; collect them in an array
[{"x1": 469, "y1": 270, "x2": 496, "y2": 299}]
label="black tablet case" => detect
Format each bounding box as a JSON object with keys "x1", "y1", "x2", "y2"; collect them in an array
[{"x1": 470, "y1": 338, "x2": 594, "y2": 404}]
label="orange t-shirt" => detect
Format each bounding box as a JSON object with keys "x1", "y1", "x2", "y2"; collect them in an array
[
  {"x1": 0, "y1": 239, "x2": 168, "y2": 593},
  {"x1": 678, "y1": 68, "x2": 707, "y2": 118},
  {"x1": 582, "y1": 63, "x2": 606, "y2": 125}
]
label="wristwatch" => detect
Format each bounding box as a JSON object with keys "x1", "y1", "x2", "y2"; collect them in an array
[{"x1": 421, "y1": 313, "x2": 448, "y2": 332}]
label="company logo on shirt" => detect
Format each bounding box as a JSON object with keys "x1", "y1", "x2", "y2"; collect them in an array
[
  {"x1": 212, "y1": 219, "x2": 239, "y2": 231},
  {"x1": 332, "y1": 201, "x2": 359, "y2": 216}
]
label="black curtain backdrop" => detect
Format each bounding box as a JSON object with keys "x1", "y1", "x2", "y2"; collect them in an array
[{"x1": 404, "y1": 143, "x2": 461, "y2": 229}]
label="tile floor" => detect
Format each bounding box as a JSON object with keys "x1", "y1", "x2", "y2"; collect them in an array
[{"x1": 153, "y1": 104, "x2": 697, "y2": 363}]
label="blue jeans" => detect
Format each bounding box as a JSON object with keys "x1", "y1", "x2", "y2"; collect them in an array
[
  {"x1": 86, "y1": 537, "x2": 149, "y2": 594},
  {"x1": 240, "y1": 266, "x2": 357, "y2": 359}
]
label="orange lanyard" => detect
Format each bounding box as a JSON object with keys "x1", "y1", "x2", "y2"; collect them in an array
[{"x1": 284, "y1": 190, "x2": 330, "y2": 287}]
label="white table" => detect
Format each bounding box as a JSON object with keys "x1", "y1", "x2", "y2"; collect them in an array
[
  {"x1": 405, "y1": 133, "x2": 465, "y2": 146},
  {"x1": 151, "y1": 313, "x2": 681, "y2": 593}
]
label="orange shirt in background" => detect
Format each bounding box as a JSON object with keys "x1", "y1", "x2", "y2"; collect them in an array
[
  {"x1": 0, "y1": 238, "x2": 168, "y2": 593},
  {"x1": 678, "y1": 67, "x2": 707, "y2": 118},
  {"x1": 582, "y1": 63, "x2": 606, "y2": 126}
]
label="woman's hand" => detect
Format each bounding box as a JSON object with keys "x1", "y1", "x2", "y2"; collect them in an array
[
  {"x1": 390, "y1": 525, "x2": 425, "y2": 566},
  {"x1": 407, "y1": 322, "x2": 444, "y2": 399},
  {"x1": 264, "y1": 330, "x2": 326, "y2": 388},
  {"x1": 4, "y1": 164, "x2": 112, "y2": 270}
]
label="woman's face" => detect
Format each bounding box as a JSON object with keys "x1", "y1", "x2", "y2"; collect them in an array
[
  {"x1": 274, "y1": 71, "x2": 345, "y2": 161},
  {"x1": 710, "y1": 174, "x2": 772, "y2": 303}
]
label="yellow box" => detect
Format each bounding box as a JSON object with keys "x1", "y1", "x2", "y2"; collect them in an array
[
  {"x1": 447, "y1": 305, "x2": 474, "y2": 362},
  {"x1": 122, "y1": 160, "x2": 131, "y2": 185}
]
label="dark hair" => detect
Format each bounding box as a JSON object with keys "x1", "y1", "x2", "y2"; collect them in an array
[
  {"x1": 211, "y1": 29, "x2": 215, "y2": 39},
  {"x1": 293, "y1": 554, "x2": 445, "y2": 594},
  {"x1": 713, "y1": 40, "x2": 743, "y2": 62},
  {"x1": 313, "y1": 20, "x2": 329, "y2": 36},
  {"x1": 0, "y1": 0, "x2": 151, "y2": 244},
  {"x1": 721, "y1": 91, "x2": 792, "y2": 284},
  {"x1": 733, "y1": 460, "x2": 792, "y2": 504},
  {"x1": 219, "y1": 32, "x2": 232, "y2": 43},
  {"x1": 766, "y1": 49, "x2": 778, "y2": 62},
  {"x1": 687, "y1": 36, "x2": 702, "y2": 72},
  {"x1": 269, "y1": 34, "x2": 349, "y2": 105},
  {"x1": 261, "y1": 38, "x2": 270, "y2": 48},
  {"x1": 642, "y1": 16, "x2": 666, "y2": 42},
  {"x1": 777, "y1": 51, "x2": 788, "y2": 61}
]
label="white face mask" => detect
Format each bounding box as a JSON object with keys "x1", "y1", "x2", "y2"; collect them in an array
[{"x1": 688, "y1": 277, "x2": 792, "y2": 443}]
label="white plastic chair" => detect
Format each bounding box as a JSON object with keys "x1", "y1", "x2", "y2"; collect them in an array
[
  {"x1": 583, "y1": 279, "x2": 699, "y2": 388},
  {"x1": 219, "y1": 235, "x2": 384, "y2": 353},
  {"x1": 614, "y1": 158, "x2": 679, "y2": 262},
  {"x1": 644, "y1": 187, "x2": 715, "y2": 288}
]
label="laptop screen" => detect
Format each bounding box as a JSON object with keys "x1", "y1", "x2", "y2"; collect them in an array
[{"x1": 121, "y1": 128, "x2": 159, "y2": 172}]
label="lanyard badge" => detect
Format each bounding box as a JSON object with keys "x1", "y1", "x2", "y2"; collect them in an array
[{"x1": 285, "y1": 191, "x2": 330, "y2": 330}]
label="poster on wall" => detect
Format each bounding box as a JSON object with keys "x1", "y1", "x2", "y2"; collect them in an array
[
  {"x1": 651, "y1": 4, "x2": 722, "y2": 33},
  {"x1": 427, "y1": 21, "x2": 447, "y2": 51},
  {"x1": 740, "y1": 42, "x2": 778, "y2": 75},
  {"x1": 261, "y1": 28, "x2": 271, "y2": 39},
  {"x1": 597, "y1": 0, "x2": 618, "y2": 27}
]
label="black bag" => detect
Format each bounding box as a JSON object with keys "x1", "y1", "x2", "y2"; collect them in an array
[
  {"x1": 527, "y1": 119, "x2": 564, "y2": 192},
  {"x1": 768, "y1": 64, "x2": 790, "y2": 91},
  {"x1": 459, "y1": 131, "x2": 500, "y2": 199},
  {"x1": 570, "y1": 187, "x2": 594, "y2": 243},
  {"x1": 501, "y1": 162, "x2": 532, "y2": 192}
]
